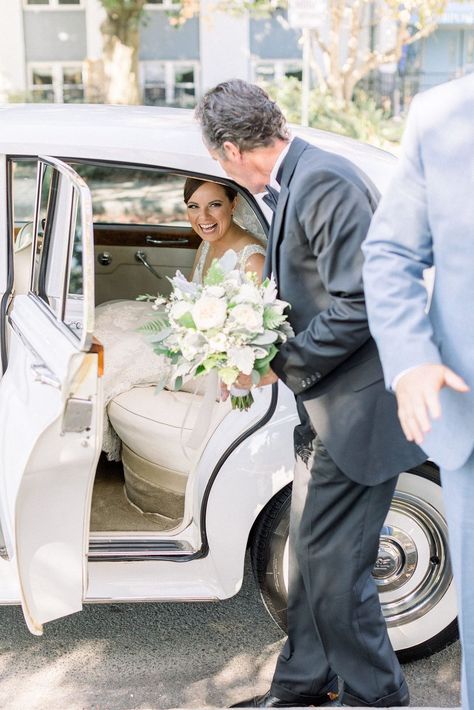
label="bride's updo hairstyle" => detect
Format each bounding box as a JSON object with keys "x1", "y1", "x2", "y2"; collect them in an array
[{"x1": 183, "y1": 177, "x2": 237, "y2": 205}]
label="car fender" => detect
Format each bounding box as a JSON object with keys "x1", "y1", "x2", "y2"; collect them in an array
[{"x1": 198, "y1": 383, "x2": 296, "y2": 597}]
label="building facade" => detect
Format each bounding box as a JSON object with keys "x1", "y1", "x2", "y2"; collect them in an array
[{"x1": 0, "y1": 0, "x2": 472, "y2": 107}]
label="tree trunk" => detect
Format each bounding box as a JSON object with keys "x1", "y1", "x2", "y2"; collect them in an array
[
  {"x1": 106, "y1": 39, "x2": 140, "y2": 103},
  {"x1": 99, "y1": 1, "x2": 147, "y2": 105}
]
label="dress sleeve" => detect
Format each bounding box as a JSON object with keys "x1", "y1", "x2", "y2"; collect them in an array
[{"x1": 239, "y1": 244, "x2": 267, "y2": 271}]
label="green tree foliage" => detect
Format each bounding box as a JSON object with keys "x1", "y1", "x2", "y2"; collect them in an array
[{"x1": 267, "y1": 76, "x2": 404, "y2": 148}]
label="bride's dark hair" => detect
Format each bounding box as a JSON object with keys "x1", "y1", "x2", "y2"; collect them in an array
[{"x1": 183, "y1": 177, "x2": 237, "y2": 205}]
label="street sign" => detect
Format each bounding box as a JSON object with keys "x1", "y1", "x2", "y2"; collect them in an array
[{"x1": 288, "y1": 0, "x2": 325, "y2": 29}]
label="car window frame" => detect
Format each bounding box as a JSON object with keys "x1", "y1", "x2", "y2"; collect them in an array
[
  {"x1": 63, "y1": 158, "x2": 270, "y2": 238},
  {"x1": 8, "y1": 155, "x2": 95, "y2": 351},
  {"x1": 10, "y1": 155, "x2": 269, "y2": 236},
  {"x1": 1, "y1": 157, "x2": 15, "y2": 375}
]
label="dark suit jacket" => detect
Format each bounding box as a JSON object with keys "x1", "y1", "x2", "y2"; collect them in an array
[{"x1": 267, "y1": 137, "x2": 425, "y2": 485}]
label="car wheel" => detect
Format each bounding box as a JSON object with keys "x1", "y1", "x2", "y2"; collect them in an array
[{"x1": 250, "y1": 462, "x2": 458, "y2": 662}]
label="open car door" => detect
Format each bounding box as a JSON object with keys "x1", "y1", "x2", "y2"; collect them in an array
[
  {"x1": 0, "y1": 157, "x2": 102, "y2": 635},
  {"x1": 0, "y1": 154, "x2": 13, "y2": 374}
]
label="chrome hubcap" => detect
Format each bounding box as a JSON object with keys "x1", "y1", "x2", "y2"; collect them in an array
[
  {"x1": 374, "y1": 527, "x2": 418, "y2": 589},
  {"x1": 280, "y1": 487, "x2": 451, "y2": 630},
  {"x1": 377, "y1": 491, "x2": 451, "y2": 627}
]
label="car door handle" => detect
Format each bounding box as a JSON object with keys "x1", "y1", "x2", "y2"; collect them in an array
[
  {"x1": 135, "y1": 250, "x2": 163, "y2": 279},
  {"x1": 31, "y1": 362, "x2": 61, "y2": 389},
  {"x1": 145, "y1": 236, "x2": 190, "y2": 247}
]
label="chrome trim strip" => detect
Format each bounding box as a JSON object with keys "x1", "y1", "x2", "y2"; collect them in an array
[
  {"x1": 38, "y1": 156, "x2": 95, "y2": 352},
  {"x1": 8, "y1": 313, "x2": 44, "y2": 364},
  {"x1": 84, "y1": 596, "x2": 220, "y2": 604},
  {"x1": 88, "y1": 539, "x2": 196, "y2": 562},
  {"x1": 25, "y1": 291, "x2": 92, "y2": 351}
]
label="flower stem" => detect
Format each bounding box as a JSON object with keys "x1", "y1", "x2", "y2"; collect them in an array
[{"x1": 230, "y1": 392, "x2": 254, "y2": 411}]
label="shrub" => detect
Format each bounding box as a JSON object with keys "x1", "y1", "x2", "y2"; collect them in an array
[{"x1": 264, "y1": 78, "x2": 404, "y2": 150}]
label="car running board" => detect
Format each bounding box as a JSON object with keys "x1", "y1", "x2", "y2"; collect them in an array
[{"x1": 88, "y1": 538, "x2": 196, "y2": 561}]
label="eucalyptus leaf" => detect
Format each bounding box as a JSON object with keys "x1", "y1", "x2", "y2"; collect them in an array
[
  {"x1": 136, "y1": 293, "x2": 155, "y2": 301},
  {"x1": 251, "y1": 369, "x2": 261, "y2": 385},
  {"x1": 253, "y1": 330, "x2": 278, "y2": 345},
  {"x1": 177, "y1": 312, "x2": 196, "y2": 329},
  {"x1": 254, "y1": 344, "x2": 278, "y2": 373},
  {"x1": 204, "y1": 259, "x2": 225, "y2": 286},
  {"x1": 148, "y1": 327, "x2": 172, "y2": 343},
  {"x1": 153, "y1": 374, "x2": 168, "y2": 396}
]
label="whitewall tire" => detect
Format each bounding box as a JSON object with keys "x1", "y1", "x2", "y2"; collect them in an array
[{"x1": 250, "y1": 462, "x2": 458, "y2": 662}]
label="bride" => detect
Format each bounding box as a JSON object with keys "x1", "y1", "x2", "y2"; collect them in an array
[
  {"x1": 184, "y1": 177, "x2": 265, "y2": 284},
  {"x1": 96, "y1": 178, "x2": 266, "y2": 459}
]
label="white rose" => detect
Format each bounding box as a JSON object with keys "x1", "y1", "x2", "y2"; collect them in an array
[
  {"x1": 224, "y1": 270, "x2": 242, "y2": 287},
  {"x1": 233, "y1": 283, "x2": 262, "y2": 305},
  {"x1": 228, "y1": 346, "x2": 255, "y2": 375},
  {"x1": 170, "y1": 300, "x2": 192, "y2": 321},
  {"x1": 207, "y1": 332, "x2": 228, "y2": 352},
  {"x1": 192, "y1": 295, "x2": 227, "y2": 330},
  {"x1": 230, "y1": 304, "x2": 263, "y2": 332},
  {"x1": 181, "y1": 331, "x2": 205, "y2": 360},
  {"x1": 205, "y1": 285, "x2": 226, "y2": 298}
]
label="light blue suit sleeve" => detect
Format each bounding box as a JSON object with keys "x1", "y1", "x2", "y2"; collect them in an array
[{"x1": 362, "y1": 95, "x2": 442, "y2": 389}]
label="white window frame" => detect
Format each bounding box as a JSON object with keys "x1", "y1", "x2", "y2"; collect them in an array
[
  {"x1": 144, "y1": 0, "x2": 182, "y2": 9},
  {"x1": 28, "y1": 62, "x2": 84, "y2": 103},
  {"x1": 252, "y1": 59, "x2": 303, "y2": 84},
  {"x1": 141, "y1": 60, "x2": 200, "y2": 107},
  {"x1": 23, "y1": 0, "x2": 84, "y2": 9}
]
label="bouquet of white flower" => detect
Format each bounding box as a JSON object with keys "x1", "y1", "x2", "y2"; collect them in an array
[{"x1": 138, "y1": 250, "x2": 294, "y2": 411}]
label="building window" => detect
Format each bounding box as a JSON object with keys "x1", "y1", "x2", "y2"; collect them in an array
[
  {"x1": 28, "y1": 64, "x2": 84, "y2": 103},
  {"x1": 142, "y1": 62, "x2": 198, "y2": 108},
  {"x1": 30, "y1": 67, "x2": 55, "y2": 102},
  {"x1": 24, "y1": 0, "x2": 83, "y2": 7},
  {"x1": 253, "y1": 60, "x2": 303, "y2": 85},
  {"x1": 145, "y1": 0, "x2": 181, "y2": 7}
]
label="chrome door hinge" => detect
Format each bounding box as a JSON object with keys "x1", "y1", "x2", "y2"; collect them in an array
[{"x1": 62, "y1": 397, "x2": 93, "y2": 434}]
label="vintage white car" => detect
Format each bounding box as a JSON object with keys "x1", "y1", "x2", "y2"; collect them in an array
[{"x1": 0, "y1": 104, "x2": 456, "y2": 661}]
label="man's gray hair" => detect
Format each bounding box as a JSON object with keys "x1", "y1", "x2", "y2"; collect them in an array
[{"x1": 195, "y1": 79, "x2": 289, "y2": 155}]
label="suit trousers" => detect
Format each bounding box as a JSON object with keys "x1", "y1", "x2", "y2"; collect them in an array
[
  {"x1": 440, "y1": 451, "x2": 474, "y2": 710},
  {"x1": 270, "y1": 436, "x2": 408, "y2": 706}
]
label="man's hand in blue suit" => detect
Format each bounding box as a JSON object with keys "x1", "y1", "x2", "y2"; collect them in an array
[{"x1": 395, "y1": 364, "x2": 469, "y2": 445}]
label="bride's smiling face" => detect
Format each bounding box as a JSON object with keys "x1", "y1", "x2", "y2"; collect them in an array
[{"x1": 186, "y1": 182, "x2": 236, "y2": 243}]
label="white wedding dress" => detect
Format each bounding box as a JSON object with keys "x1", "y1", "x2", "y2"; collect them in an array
[
  {"x1": 95, "y1": 242, "x2": 266, "y2": 460},
  {"x1": 191, "y1": 241, "x2": 266, "y2": 284}
]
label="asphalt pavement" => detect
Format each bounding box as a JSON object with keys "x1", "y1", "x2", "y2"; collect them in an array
[{"x1": 0, "y1": 555, "x2": 461, "y2": 710}]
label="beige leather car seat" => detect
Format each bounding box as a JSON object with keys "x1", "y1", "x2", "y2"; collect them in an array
[
  {"x1": 107, "y1": 384, "x2": 230, "y2": 521},
  {"x1": 13, "y1": 222, "x2": 34, "y2": 295}
]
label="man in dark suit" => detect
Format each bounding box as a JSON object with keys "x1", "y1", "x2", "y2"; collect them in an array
[{"x1": 196, "y1": 80, "x2": 425, "y2": 708}]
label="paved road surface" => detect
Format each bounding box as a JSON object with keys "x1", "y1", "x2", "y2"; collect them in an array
[{"x1": 0, "y1": 557, "x2": 460, "y2": 710}]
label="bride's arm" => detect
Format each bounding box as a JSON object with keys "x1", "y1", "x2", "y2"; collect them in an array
[{"x1": 243, "y1": 252, "x2": 265, "y2": 283}]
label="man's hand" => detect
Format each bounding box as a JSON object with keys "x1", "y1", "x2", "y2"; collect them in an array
[
  {"x1": 395, "y1": 364, "x2": 469, "y2": 445},
  {"x1": 220, "y1": 368, "x2": 279, "y2": 401},
  {"x1": 236, "y1": 368, "x2": 279, "y2": 389}
]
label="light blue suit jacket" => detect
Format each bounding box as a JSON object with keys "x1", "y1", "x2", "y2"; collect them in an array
[{"x1": 362, "y1": 75, "x2": 474, "y2": 470}]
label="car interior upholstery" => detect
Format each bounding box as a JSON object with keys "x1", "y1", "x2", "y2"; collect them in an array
[{"x1": 11, "y1": 160, "x2": 266, "y2": 536}]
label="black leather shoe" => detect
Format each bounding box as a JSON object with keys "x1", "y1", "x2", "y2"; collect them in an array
[{"x1": 230, "y1": 689, "x2": 339, "y2": 707}]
